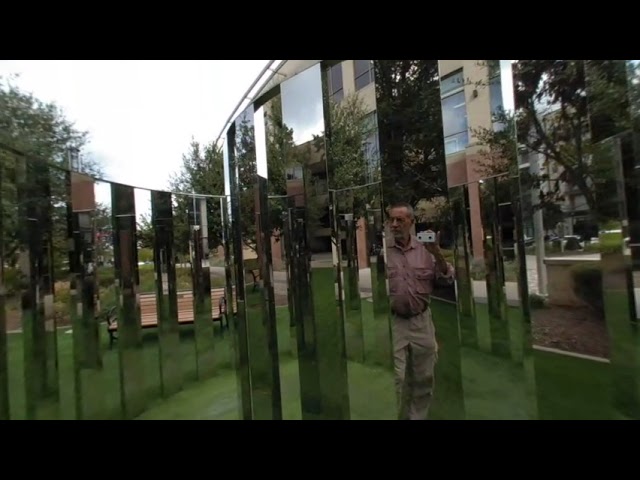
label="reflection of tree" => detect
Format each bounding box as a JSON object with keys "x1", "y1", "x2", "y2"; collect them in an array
[
  {"x1": 285, "y1": 92, "x2": 380, "y2": 249},
  {"x1": 628, "y1": 61, "x2": 640, "y2": 133},
  {"x1": 373, "y1": 60, "x2": 447, "y2": 208},
  {"x1": 234, "y1": 114, "x2": 259, "y2": 252},
  {"x1": 318, "y1": 93, "x2": 380, "y2": 221},
  {"x1": 169, "y1": 139, "x2": 225, "y2": 256},
  {"x1": 473, "y1": 60, "x2": 628, "y2": 231},
  {"x1": 264, "y1": 95, "x2": 301, "y2": 237},
  {"x1": 1, "y1": 75, "x2": 103, "y2": 280},
  {"x1": 316, "y1": 94, "x2": 376, "y2": 187},
  {"x1": 136, "y1": 213, "x2": 154, "y2": 249}
]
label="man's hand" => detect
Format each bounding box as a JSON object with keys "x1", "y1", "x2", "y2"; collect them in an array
[
  {"x1": 423, "y1": 230, "x2": 441, "y2": 256},
  {"x1": 424, "y1": 230, "x2": 449, "y2": 276}
]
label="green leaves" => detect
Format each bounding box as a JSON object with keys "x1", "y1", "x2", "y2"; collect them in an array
[
  {"x1": 168, "y1": 139, "x2": 225, "y2": 256},
  {"x1": 1, "y1": 75, "x2": 102, "y2": 277}
]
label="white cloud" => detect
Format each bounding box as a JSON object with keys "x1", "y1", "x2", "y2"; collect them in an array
[
  {"x1": 280, "y1": 63, "x2": 325, "y2": 145},
  {"x1": 0, "y1": 60, "x2": 270, "y2": 214}
]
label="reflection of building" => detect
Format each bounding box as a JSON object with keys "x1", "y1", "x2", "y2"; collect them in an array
[
  {"x1": 325, "y1": 60, "x2": 379, "y2": 267},
  {"x1": 519, "y1": 128, "x2": 594, "y2": 240},
  {"x1": 326, "y1": 60, "x2": 379, "y2": 182},
  {"x1": 271, "y1": 61, "x2": 380, "y2": 263},
  {"x1": 290, "y1": 137, "x2": 330, "y2": 252},
  {"x1": 267, "y1": 60, "x2": 519, "y2": 264},
  {"x1": 439, "y1": 60, "x2": 505, "y2": 259}
]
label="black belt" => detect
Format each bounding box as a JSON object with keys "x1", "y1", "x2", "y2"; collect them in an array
[{"x1": 392, "y1": 308, "x2": 427, "y2": 319}]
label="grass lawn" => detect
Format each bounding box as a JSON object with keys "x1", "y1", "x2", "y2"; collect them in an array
[{"x1": 2, "y1": 299, "x2": 630, "y2": 420}]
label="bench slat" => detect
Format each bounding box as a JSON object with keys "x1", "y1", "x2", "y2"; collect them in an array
[{"x1": 107, "y1": 287, "x2": 236, "y2": 331}]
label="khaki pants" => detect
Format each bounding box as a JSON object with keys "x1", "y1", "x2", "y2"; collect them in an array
[{"x1": 393, "y1": 309, "x2": 438, "y2": 420}]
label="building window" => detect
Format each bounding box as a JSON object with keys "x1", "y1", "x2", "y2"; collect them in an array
[
  {"x1": 440, "y1": 70, "x2": 468, "y2": 155},
  {"x1": 362, "y1": 111, "x2": 379, "y2": 183},
  {"x1": 488, "y1": 60, "x2": 505, "y2": 132},
  {"x1": 354, "y1": 60, "x2": 374, "y2": 91},
  {"x1": 327, "y1": 63, "x2": 344, "y2": 103},
  {"x1": 286, "y1": 166, "x2": 303, "y2": 180}
]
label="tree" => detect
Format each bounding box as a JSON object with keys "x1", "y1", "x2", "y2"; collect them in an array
[
  {"x1": 1, "y1": 74, "x2": 103, "y2": 281},
  {"x1": 0, "y1": 74, "x2": 101, "y2": 176},
  {"x1": 312, "y1": 92, "x2": 378, "y2": 224},
  {"x1": 373, "y1": 60, "x2": 447, "y2": 208},
  {"x1": 136, "y1": 213, "x2": 154, "y2": 249},
  {"x1": 94, "y1": 202, "x2": 114, "y2": 266},
  {"x1": 264, "y1": 95, "x2": 301, "y2": 240},
  {"x1": 233, "y1": 111, "x2": 260, "y2": 252},
  {"x1": 168, "y1": 139, "x2": 225, "y2": 258},
  {"x1": 472, "y1": 60, "x2": 628, "y2": 231}
]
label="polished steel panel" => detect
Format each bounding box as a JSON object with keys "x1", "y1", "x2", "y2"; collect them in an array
[
  {"x1": 69, "y1": 173, "x2": 107, "y2": 419},
  {"x1": 151, "y1": 190, "x2": 183, "y2": 397},
  {"x1": 584, "y1": 60, "x2": 640, "y2": 418},
  {"x1": 191, "y1": 196, "x2": 216, "y2": 380},
  {"x1": 226, "y1": 103, "x2": 284, "y2": 419},
  {"x1": 111, "y1": 183, "x2": 145, "y2": 418},
  {"x1": 334, "y1": 190, "x2": 364, "y2": 363},
  {"x1": 374, "y1": 59, "x2": 464, "y2": 419},
  {"x1": 280, "y1": 63, "x2": 350, "y2": 419},
  {"x1": 224, "y1": 127, "x2": 252, "y2": 420},
  {"x1": 16, "y1": 158, "x2": 60, "y2": 419},
  {"x1": 0, "y1": 155, "x2": 7, "y2": 420},
  {"x1": 439, "y1": 59, "x2": 537, "y2": 419}
]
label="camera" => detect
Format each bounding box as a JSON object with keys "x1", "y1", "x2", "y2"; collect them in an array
[{"x1": 416, "y1": 231, "x2": 436, "y2": 244}]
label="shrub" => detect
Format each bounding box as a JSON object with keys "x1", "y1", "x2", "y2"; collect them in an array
[
  {"x1": 564, "y1": 237, "x2": 582, "y2": 251},
  {"x1": 569, "y1": 262, "x2": 603, "y2": 316},
  {"x1": 528, "y1": 293, "x2": 547, "y2": 309}
]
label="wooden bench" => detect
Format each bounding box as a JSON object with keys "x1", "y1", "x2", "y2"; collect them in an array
[
  {"x1": 105, "y1": 287, "x2": 237, "y2": 348},
  {"x1": 244, "y1": 258, "x2": 261, "y2": 291}
]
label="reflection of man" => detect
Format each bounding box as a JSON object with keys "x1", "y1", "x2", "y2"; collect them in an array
[{"x1": 386, "y1": 202, "x2": 454, "y2": 420}]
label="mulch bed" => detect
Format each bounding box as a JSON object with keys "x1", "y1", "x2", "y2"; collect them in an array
[{"x1": 531, "y1": 305, "x2": 609, "y2": 359}]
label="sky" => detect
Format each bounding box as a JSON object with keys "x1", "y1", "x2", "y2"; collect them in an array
[
  {"x1": 0, "y1": 60, "x2": 271, "y2": 213},
  {"x1": 280, "y1": 63, "x2": 324, "y2": 145}
]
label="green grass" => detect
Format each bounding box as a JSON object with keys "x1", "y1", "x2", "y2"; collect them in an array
[
  {"x1": 3, "y1": 296, "x2": 636, "y2": 420},
  {"x1": 4, "y1": 320, "x2": 231, "y2": 420},
  {"x1": 533, "y1": 349, "x2": 613, "y2": 420}
]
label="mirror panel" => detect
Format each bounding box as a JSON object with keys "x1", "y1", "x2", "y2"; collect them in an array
[
  {"x1": 151, "y1": 190, "x2": 182, "y2": 397},
  {"x1": 69, "y1": 172, "x2": 102, "y2": 420},
  {"x1": 133, "y1": 189, "x2": 163, "y2": 402},
  {"x1": 374, "y1": 59, "x2": 464, "y2": 420},
  {"x1": 14, "y1": 157, "x2": 60, "y2": 419},
  {"x1": 170, "y1": 192, "x2": 197, "y2": 384},
  {"x1": 225, "y1": 125, "x2": 252, "y2": 420},
  {"x1": 261, "y1": 91, "x2": 303, "y2": 419},
  {"x1": 226, "y1": 104, "x2": 283, "y2": 420},
  {"x1": 280, "y1": 63, "x2": 350, "y2": 419},
  {"x1": 335, "y1": 189, "x2": 364, "y2": 363},
  {"x1": 111, "y1": 182, "x2": 146, "y2": 418},
  {"x1": 90, "y1": 180, "x2": 123, "y2": 419},
  {"x1": 206, "y1": 194, "x2": 234, "y2": 373},
  {"x1": 190, "y1": 193, "x2": 216, "y2": 380},
  {"x1": 321, "y1": 61, "x2": 397, "y2": 419},
  {"x1": 254, "y1": 104, "x2": 284, "y2": 419},
  {"x1": 239, "y1": 104, "x2": 282, "y2": 419},
  {"x1": 627, "y1": 59, "x2": 640, "y2": 417},
  {"x1": 0, "y1": 150, "x2": 7, "y2": 419},
  {"x1": 438, "y1": 60, "x2": 537, "y2": 419},
  {"x1": 511, "y1": 60, "x2": 613, "y2": 419},
  {"x1": 583, "y1": 60, "x2": 640, "y2": 418},
  {"x1": 2, "y1": 148, "x2": 26, "y2": 419},
  {"x1": 626, "y1": 61, "x2": 640, "y2": 409}
]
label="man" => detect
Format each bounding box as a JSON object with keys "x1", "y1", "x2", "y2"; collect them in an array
[{"x1": 386, "y1": 202, "x2": 454, "y2": 420}]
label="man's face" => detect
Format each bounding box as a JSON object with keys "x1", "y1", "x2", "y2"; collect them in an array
[{"x1": 389, "y1": 207, "x2": 413, "y2": 240}]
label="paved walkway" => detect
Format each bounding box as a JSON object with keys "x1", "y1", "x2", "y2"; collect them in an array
[{"x1": 208, "y1": 254, "x2": 640, "y2": 318}]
